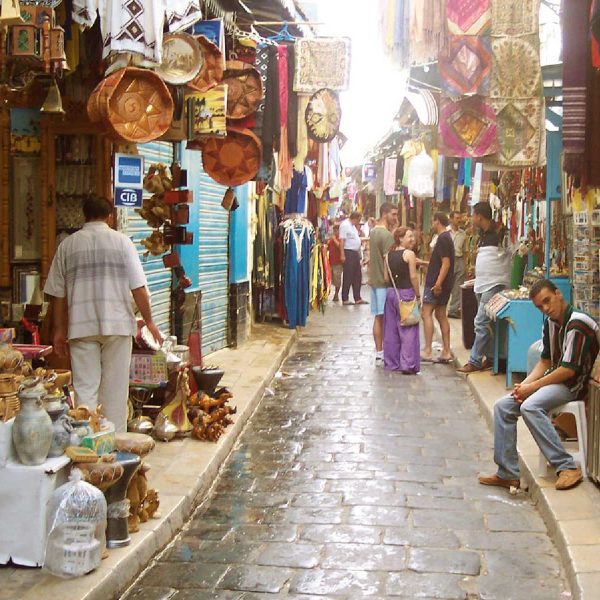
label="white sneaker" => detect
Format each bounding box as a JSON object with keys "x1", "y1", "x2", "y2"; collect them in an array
[{"x1": 375, "y1": 356, "x2": 384, "y2": 367}]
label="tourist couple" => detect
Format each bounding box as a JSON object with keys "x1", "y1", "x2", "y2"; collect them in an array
[{"x1": 370, "y1": 206, "x2": 454, "y2": 373}]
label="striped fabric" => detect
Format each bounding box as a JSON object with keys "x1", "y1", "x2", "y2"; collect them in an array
[
  {"x1": 44, "y1": 222, "x2": 147, "y2": 340},
  {"x1": 541, "y1": 306, "x2": 600, "y2": 400}
]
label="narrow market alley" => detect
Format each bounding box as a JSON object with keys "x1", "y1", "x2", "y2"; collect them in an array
[{"x1": 123, "y1": 302, "x2": 570, "y2": 600}]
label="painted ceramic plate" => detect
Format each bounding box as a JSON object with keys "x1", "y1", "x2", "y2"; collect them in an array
[
  {"x1": 305, "y1": 88, "x2": 342, "y2": 143},
  {"x1": 157, "y1": 33, "x2": 203, "y2": 85}
]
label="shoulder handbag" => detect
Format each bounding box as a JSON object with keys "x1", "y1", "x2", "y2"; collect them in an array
[{"x1": 385, "y1": 254, "x2": 421, "y2": 327}]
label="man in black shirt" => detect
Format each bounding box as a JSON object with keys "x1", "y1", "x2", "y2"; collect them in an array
[{"x1": 421, "y1": 212, "x2": 455, "y2": 363}]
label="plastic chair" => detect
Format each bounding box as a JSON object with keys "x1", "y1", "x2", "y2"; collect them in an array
[{"x1": 538, "y1": 400, "x2": 588, "y2": 478}]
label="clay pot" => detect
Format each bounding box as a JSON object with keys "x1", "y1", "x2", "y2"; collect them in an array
[
  {"x1": 47, "y1": 407, "x2": 73, "y2": 458},
  {"x1": 13, "y1": 378, "x2": 53, "y2": 465}
]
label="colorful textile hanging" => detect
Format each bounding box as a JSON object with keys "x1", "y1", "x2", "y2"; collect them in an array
[
  {"x1": 439, "y1": 35, "x2": 491, "y2": 96},
  {"x1": 410, "y1": 0, "x2": 448, "y2": 65},
  {"x1": 489, "y1": 35, "x2": 542, "y2": 99},
  {"x1": 293, "y1": 38, "x2": 351, "y2": 93},
  {"x1": 439, "y1": 95, "x2": 499, "y2": 158},
  {"x1": 485, "y1": 97, "x2": 545, "y2": 169},
  {"x1": 490, "y1": 0, "x2": 540, "y2": 36},
  {"x1": 562, "y1": 0, "x2": 590, "y2": 174},
  {"x1": 445, "y1": 0, "x2": 491, "y2": 36}
]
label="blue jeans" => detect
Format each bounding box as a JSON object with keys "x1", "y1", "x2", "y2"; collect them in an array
[
  {"x1": 468, "y1": 284, "x2": 506, "y2": 367},
  {"x1": 493, "y1": 384, "x2": 577, "y2": 479}
]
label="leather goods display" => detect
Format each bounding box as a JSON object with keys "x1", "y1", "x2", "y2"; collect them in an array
[
  {"x1": 201, "y1": 127, "x2": 262, "y2": 187},
  {"x1": 305, "y1": 88, "x2": 342, "y2": 143},
  {"x1": 188, "y1": 35, "x2": 224, "y2": 92},
  {"x1": 87, "y1": 68, "x2": 174, "y2": 143},
  {"x1": 222, "y1": 60, "x2": 263, "y2": 120}
]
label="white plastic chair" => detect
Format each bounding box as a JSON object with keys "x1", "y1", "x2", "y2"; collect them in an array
[{"x1": 538, "y1": 401, "x2": 588, "y2": 478}]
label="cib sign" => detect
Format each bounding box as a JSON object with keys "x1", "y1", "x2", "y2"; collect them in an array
[{"x1": 114, "y1": 153, "x2": 144, "y2": 208}]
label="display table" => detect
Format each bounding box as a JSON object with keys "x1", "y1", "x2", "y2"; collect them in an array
[
  {"x1": 488, "y1": 297, "x2": 544, "y2": 388},
  {"x1": 0, "y1": 452, "x2": 70, "y2": 566}
]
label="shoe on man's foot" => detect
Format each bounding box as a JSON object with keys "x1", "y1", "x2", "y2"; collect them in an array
[
  {"x1": 342, "y1": 300, "x2": 354, "y2": 306},
  {"x1": 478, "y1": 473, "x2": 520, "y2": 489},
  {"x1": 555, "y1": 467, "x2": 583, "y2": 490},
  {"x1": 457, "y1": 362, "x2": 484, "y2": 374},
  {"x1": 375, "y1": 356, "x2": 384, "y2": 368}
]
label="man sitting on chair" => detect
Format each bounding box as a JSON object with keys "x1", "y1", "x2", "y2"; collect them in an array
[{"x1": 479, "y1": 279, "x2": 599, "y2": 491}]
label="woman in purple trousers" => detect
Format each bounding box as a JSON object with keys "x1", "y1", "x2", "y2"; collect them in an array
[{"x1": 383, "y1": 227, "x2": 421, "y2": 374}]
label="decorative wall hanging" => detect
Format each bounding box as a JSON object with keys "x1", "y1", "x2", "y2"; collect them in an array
[
  {"x1": 439, "y1": 35, "x2": 491, "y2": 96},
  {"x1": 446, "y1": 0, "x2": 491, "y2": 36},
  {"x1": 201, "y1": 127, "x2": 262, "y2": 187},
  {"x1": 491, "y1": 0, "x2": 540, "y2": 36},
  {"x1": 166, "y1": 0, "x2": 203, "y2": 33},
  {"x1": 222, "y1": 61, "x2": 263, "y2": 120},
  {"x1": 156, "y1": 33, "x2": 202, "y2": 85},
  {"x1": 305, "y1": 88, "x2": 342, "y2": 143},
  {"x1": 187, "y1": 35, "x2": 224, "y2": 92},
  {"x1": 294, "y1": 37, "x2": 351, "y2": 93},
  {"x1": 485, "y1": 97, "x2": 545, "y2": 169},
  {"x1": 489, "y1": 35, "x2": 542, "y2": 99},
  {"x1": 187, "y1": 84, "x2": 227, "y2": 139},
  {"x1": 439, "y1": 95, "x2": 499, "y2": 158},
  {"x1": 87, "y1": 68, "x2": 173, "y2": 143}
]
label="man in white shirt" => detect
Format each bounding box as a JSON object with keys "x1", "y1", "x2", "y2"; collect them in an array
[
  {"x1": 44, "y1": 195, "x2": 162, "y2": 432},
  {"x1": 339, "y1": 211, "x2": 368, "y2": 305}
]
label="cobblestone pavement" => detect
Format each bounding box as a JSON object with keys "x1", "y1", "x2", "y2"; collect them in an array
[{"x1": 124, "y1": 304, "x2": 570, "y2": 600}]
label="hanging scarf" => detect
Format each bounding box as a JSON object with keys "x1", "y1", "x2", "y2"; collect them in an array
[
  {"x1": 563, "y1": 0, "x2": 592, "y2": 175},
  {"x1": 278, "y1": 45, "x2": 293, "y2": 191}
]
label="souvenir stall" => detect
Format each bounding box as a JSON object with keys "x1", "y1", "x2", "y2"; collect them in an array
[
  {"x1": 0, "y1": 0, "x2": 266, "y2": 576},
  {"x1": 376, "y1": 0, "x2": 576, "y2": 384},
  {"x1": 248, "y1": 29, "x2": 349, "y2": 327}
]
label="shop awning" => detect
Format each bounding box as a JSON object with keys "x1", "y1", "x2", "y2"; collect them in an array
[{"x1": 397, "y1": 88, "x2": 439, "y2": 127}]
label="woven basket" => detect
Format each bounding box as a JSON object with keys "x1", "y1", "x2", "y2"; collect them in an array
[
  {"x1": 87, "y1": 68, "x2": 174, "y2": 143},
  {"x1": 201, "y1": 127, "x2": 262, "y2": 187}
]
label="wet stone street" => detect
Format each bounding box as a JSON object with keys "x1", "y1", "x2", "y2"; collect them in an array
[{"x1": 124, "y1": 304, "x2": 570, "y2": 600}]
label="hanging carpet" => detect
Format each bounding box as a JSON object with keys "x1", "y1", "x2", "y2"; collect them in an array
[
  {"x1": 445, "y1": 0, "x2": 491, "y2": 36},
  {"x1": 490, "y1": 0, "x2": 540, "y2": 36},
  {"x1": 485, "y1": 97, "x2": 545, "y2": 169},
  {"x1": 489, "y1": 35, "x2": 542, "y2": 99},
  {"x1": 293, "y1": 38, "x2": 351, "y2": 93},
  {"x1": 439, "y1": 34, "x2": 491, "y2": 96},
  {"x1": 439, "y1": 95, "x2": 499, "y2": 158}
]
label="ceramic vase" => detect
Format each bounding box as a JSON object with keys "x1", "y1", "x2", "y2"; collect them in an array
[
  {"x1": 47, "y1": 407, "x2": 73, "y2": 458},
  {"x1": 13, "y1": 379, "x2": 53, "y2": 465}
]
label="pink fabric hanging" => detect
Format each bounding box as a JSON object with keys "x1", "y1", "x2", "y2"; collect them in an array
[
  {"x1": 383, "y1": 157, "x2": 397, "y2": 195},
  {"x1": 277, "y1": 45, "x2": 292, "y2": 190}
]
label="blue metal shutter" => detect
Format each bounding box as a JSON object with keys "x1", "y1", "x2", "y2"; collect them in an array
[
  {"x1": 198, "y1": 169, "x2": 229, "y2": 355},
  {"x1": 120, "y1": 141, "x2": 174, "y2": 335}
]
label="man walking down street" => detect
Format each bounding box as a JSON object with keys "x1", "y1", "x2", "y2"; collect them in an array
[
  {"x1": 447, "y1": 211, "x2": 467, "y2": 318},
  {"x1": 479, "y1": 279, "x2": 599, "y2": 491},
  {"x1": 339, "y1": 211, "x2": 368, "y2": 305},
  {"x1": 457, "y1": 202, "x2": 510, "y2": 374},
  {"x1": 421, "y1": 212, "x2": 454, "y2": 364},
  {"x1": 44, "y1": 195, "x2": 162, "y2": 433},
  {"x1": 369, "y1": 202, "x2": 398, "y2": 366}
]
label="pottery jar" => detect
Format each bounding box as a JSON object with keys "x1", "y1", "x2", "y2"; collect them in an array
[
  {"x1": 48, "y1": 408, "x2": 73, "y2": 458},
  {"x1": 13, "y1": 377, "x2": 53, "y2": 465}
]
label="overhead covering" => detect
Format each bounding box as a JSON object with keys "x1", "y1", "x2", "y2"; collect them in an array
[{"x1": 403, "y1": 89, "x2": 439, "y2": 126}]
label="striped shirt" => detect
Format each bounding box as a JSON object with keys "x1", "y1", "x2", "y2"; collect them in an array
[
  {"x1": 541, "y1": 305, "x2": 600, "y2": 400},
  {"x1": 44, "y1": 222, "x2": 147, "y2": 339}
]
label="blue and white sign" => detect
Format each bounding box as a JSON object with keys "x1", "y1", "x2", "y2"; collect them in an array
[{"x1": 114, "y1": 153, "x2": 144, "y2": 208}]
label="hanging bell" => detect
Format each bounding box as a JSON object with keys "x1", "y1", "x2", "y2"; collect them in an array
[
  {"x1": 40, "y1": 79, "x2": 65, "y2": 114},
  {"x1": 0, "y1": 0, "x2": 24, "y2": 27}
]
